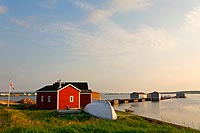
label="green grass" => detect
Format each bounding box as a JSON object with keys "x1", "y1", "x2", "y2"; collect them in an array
[{"x1": 0, "y1": 104, "x2": 199, "y2": 133}]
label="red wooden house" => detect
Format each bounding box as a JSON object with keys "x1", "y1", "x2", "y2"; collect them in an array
[{"x1": 36, "y1": 80, "x2": 93, "y2": 110}]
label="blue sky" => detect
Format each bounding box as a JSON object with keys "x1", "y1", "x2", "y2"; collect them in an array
[{"x1": 1, "y1": 0, "x2": 200, "y2": 93}]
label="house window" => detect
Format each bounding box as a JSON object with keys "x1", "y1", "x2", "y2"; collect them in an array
[
  {"x1": 41, "y1": 96, "x2": 44, "y2": 102},
  {"x1": 48, "y1": 96, "x2": 51, "y2": 102},
  {"x1": 70, "y1": 96, "x2": 74, "y2": 102}
]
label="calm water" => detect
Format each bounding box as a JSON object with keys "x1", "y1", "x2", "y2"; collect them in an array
[
  {"x1": 112, "y1": 94, "x2": 200, "y2": 130},
  {"x1": 1, "y1": 94, "x2": 200, "y2": 129},
  {"x1": 0, "y1": 95, "x2": 36, "y2": 102}
]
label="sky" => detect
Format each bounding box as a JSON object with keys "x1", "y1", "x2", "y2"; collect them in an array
[{"x1": 1, "y1": 0, "x2": 200, "y2": 93}]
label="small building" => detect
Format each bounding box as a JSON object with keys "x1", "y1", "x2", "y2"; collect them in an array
[
  {"x1": 176, "y1": 92, "x2": 186, "y2": 98},
  {"x1": 151, "y1": 91, "x2": 161, "y2": 101},
  {"x1": 92, "y1": 91, "x2": 101, "y2": 100},
  {"x1": 130, "y1": 92, "x2": 147, "y2": 99},
  {"x1": 36, "y1": 80, "x2": 97, "y2": 110},
  {"x1": 147, "y1": 93, "x2": 152, "y2": 99}
]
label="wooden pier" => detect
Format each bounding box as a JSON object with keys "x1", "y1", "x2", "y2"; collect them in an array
[
  {"x1": 107, "y1": 93, "x2": 184, "y2": 106},
  {"x1": 108, "y1": 96, "x2": 179, "y2": 106},
  {"x1": 108, "y1": 98, "x2": 152, "y2": 106}
]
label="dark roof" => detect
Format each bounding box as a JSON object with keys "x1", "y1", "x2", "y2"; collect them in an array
[
  {"x1": 131, "y1": 92, "x2": 146, "y2": 94},
  {"x1": 81, "y1": 89, "x2": 92, "y2": 93},
  {"x1": 37, "y1": 81, "x2": 92, "y2": 93}
]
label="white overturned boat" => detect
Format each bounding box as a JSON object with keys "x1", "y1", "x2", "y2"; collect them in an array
[{"x1": 84, "y1": 100, "x2": 117, "y2": 120}]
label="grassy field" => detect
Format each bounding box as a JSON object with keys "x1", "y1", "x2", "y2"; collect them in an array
[{"x1": 0, "y1": 104, "x2": 199, "y2": 133}]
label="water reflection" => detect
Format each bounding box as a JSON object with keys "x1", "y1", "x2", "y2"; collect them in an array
[{"x1": 114, "y1": 94, "x2": 200, "y2": 130}]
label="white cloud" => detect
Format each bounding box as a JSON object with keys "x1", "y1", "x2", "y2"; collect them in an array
[
  {"x1": 88, "y1": 10, "x2": 112, "y2": 22},
  {"x1": 69, "y1": 0, "x2": 151, "y2": 23},
  {"x1": 110, "y1": 0, "x2": 151, "y2": 13},
  {"x1": 70, "y1": 0, "x2": 94, "y2": 11},
  {"x1": 182, "y1": 7, "x2": 200, "y2": 32},
  {"x1": 87, "y1": 0, "x2": 151, "y2": 23},
  {"x1": 48, "y1": 0, "x2": 175, "y2": 57},
  {"x1": 51, "y1": 22, "x2": 176, "y2": 57},
  {"x1": 135, "y1": 26, "x2": 176, "y2": 49},
  {"x1": 0, "y1": 5, "x2": 8, "y2": 14},
  {"x1": 10, "y1": 18, "x2": 30, "y2": 28},
  {"x1": 10, "y1": 16, "x2": 35, "y2": 28}
]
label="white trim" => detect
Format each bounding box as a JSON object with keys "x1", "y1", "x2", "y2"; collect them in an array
[
  {"x1": 57, "y1": 91, "x2": 59, "y2": 110},
  {"x1": 90, "y1": 93, "x2": 92, "y2": 102},
  {"x1": 48, "y1": 96, "x2": 50, "y2": 102},
  {"x1": 70, "y1": 96, "x2": 74, "y2": 102},
  {"x1": 57, "y1": 84, "x2": 81, "y2": 92},
  {"x1": 79, "y1": 92, "x2": 80, "y2": 108},
  {"x1": 41, "y1": 96, "x2": 44, "y2": 102}
]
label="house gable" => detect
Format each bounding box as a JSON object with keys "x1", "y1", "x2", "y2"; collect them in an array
[
  {"x1": 58, "y1": 85, "x2": 80, "y2": 110},
  {"x1": 58, "y1": 84, "x2": 81, "y2": 93}
]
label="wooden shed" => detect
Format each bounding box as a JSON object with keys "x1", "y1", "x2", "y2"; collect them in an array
[
  {"x1": 130, "y1": 92, "x2": 147, "y2": 99},
  {"x1": 92, "y1": 91, "x2": 101, "y2": 100},
  {"x1": 176, "y1": 92, "x2": 186, "y2": 98},
  {"x1": 151, "y1": 91, "x2": 161, "y2": 101}
]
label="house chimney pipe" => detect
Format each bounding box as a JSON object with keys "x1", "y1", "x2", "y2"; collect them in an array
[{"x1": 58, "y1": 79, "x2": 62, "y2": 89}]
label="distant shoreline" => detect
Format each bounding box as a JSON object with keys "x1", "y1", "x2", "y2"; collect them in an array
[
  {"x1": 102, "y1": 91, "x2": 200, "y2": 95},
  {"x1": 0, "y1": 100, "x2": 20, "y2": 105}
]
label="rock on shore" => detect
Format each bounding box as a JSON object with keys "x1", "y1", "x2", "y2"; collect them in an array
[{"x1": 17, "y1": 98, "x2": 35, "y2": 104}]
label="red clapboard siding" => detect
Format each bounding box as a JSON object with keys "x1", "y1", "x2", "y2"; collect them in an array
[{"x1": 58, "y1": 85, "x2": 80, "y2": 109}]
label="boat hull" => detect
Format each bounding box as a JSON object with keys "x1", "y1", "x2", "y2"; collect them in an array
[{"x1": 84, "y1": 100, "x2": 117, "y2": 120}]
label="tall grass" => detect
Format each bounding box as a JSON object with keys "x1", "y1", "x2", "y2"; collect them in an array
[{"x1": 0, "y1": 105, "x2": 199, "y2": 133}]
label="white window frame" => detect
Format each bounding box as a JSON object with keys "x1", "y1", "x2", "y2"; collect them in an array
[
  {"x1": 70, "y1": 96, "x2": 74, "y2": 102},
  {"x1": 41, "y1": 96, "x2": 44, "y2": 102},
  {"x1": 48, "y1": 96, "x2": 51, "y2": 102}
]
